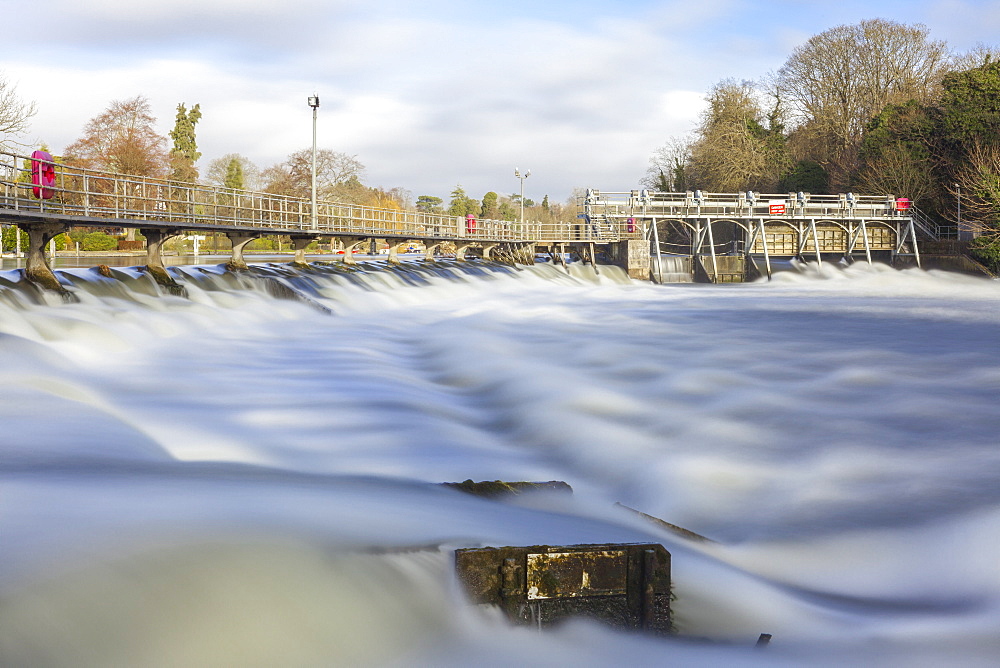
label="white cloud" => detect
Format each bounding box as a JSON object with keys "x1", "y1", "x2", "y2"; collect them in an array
[{"x1": 5, "y1": 0, "x2": 994, "y2": 201}]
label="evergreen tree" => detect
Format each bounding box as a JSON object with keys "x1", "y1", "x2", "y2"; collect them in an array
[
  {"x1": 778, "y1": 160, "x2": 829, "y2": 193},
  {"x1": 416, "y1": 195, "x2": 443, "y2": 212},
  {"x1": 169, "y1": 103, "x2": 202, "y2": 182},
  {"x1": 938, "y1": 61, "x2": 1000, "y2": 152},
  {"x1": 498, "y1": 201, "x2": 516, "y2": 221},
  {"x1": 480, "y1": 191, "x2": 499, "y2": 218},
  {"x1": 206, "y1": 153, "x2": 261, "y2": 191},
  {"x1": 447, "y1": 185, "x2": 478, "y2": 216},
  {"x1": 224, "y1": 156, "x2": 244, "y2": 190}
]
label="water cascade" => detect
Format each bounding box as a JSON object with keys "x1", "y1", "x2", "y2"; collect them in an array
[{"x1": 1, "y1": 258, "x2": 999, "y2": 665}]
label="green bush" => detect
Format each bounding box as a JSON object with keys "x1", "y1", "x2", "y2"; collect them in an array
[
  {"x1": 969, "y1": 235, "x2": 1000, "y2": 273},
  {"x1": 2, "y1": 226, "x2": 29, "y2": 252},
  {"x1": 81, "y1": 231, "x2": 120, "y2": 252},
  {"x1": 68, "y1": 229, "x2": 89, "y2": 244}
]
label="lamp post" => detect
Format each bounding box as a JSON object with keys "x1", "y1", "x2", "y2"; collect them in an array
[
  {"x1": 308, "y1": 94, "x2": 320, "y2": 231},
  {"x1": 514, "y1": 167, "x2": 530, "y2": 225},
  {"x1": 955, "y1": 183, "x2": 961, "y2": 240}
]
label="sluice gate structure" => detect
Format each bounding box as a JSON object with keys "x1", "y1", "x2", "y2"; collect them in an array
[
  {"x1": 581, "y1": 189, "x2": 923, "y2": 283},
  {"x1": 2, "y1": 149, "x2": 922, "y2": 288}
]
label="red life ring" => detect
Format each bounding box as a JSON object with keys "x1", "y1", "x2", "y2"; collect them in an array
[{"x1": 31, "y1": 150, "x2": 56, "y2": 200}]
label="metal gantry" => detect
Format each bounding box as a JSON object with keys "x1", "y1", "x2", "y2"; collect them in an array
[{"x1": 582, "y1": 189, "x2": 922, "y2": 281}]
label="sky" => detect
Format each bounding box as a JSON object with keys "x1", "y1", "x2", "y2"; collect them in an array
[{"x1": 2, "y1": 0, "x2": 999, "y2": 204}]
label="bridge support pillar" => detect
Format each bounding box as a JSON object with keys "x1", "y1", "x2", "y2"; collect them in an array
[
  {"x1": 455, "y1": 242, "x2": 473, "y2": 261},
  {"x1": 480, "y1": 242, "x2": 499, "y2": 261},
  {"x1": 141, "y1": 228, "x2": 186, "y2": 294},
  {"x1": 290, "y1": 236, "x2": 313, "y2": 266},
  {"x1": 226, "y1": 233, "x2": 259, "y2": 272},
  {"x1": 423, "y1": 242, "x2": 441, "y2": 262},
  {"x1": 386, "y1": 240, "x2": 408, "y2": 265},
  {"x1": 23, "y1": 223, "x2": 67, "y2": 293},
  {"x1": 333, "y1": 236, "x2": 366, "y2": 265}
]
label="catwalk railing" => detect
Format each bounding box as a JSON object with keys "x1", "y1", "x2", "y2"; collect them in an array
[
  {"x1": 0, "y1": 151, "x2": 547, "y2": 242},
  {"x1": 583, "y1": 189, "x2": 915, "y2": 222}
]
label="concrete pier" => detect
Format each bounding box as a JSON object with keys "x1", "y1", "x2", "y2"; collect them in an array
[{"x1": 23, "y1": 223, "x2": 66, "y2": 292}]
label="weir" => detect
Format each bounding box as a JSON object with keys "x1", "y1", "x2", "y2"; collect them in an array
[
  {"x1": 582, "y1": 189, "x2": 924, "y2": 283},
  {"x1": 1, "y1": 149, "x2": 926, "y2": 288}
]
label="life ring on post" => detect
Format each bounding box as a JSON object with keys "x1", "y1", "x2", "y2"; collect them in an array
[
  {"x1": 466, "y1": 213, "x2": 476, "y2": 234},
  {"x1": 31, "y1": 150, "x2": 56, "y2": 200}
]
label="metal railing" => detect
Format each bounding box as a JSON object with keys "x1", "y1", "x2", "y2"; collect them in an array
[
  {"x1": 0, "y1": 150, "x2": 548, "y2": 243},
  {"x1": 7, "y1": 151, "x2": 917, "y2": 248},
  {"x1": 583, "y1": 189, "x2": 914, "y2": 220}
]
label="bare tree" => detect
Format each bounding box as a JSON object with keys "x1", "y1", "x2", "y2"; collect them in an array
[
  {"x1": 64, "y1": 96, "x2": 169, "y2": 177},
  {"x1": 642, "y1": 135, "x2": 693, "y2": 191},
  {"x1": 952, "y1": 141, "x2": 1000, "y2": 237},
  {"x1": 775, "y1": 19, "x2": 949, "y2": 187},
  {"x1": 205, "y1": 153, "x2": 262, "y2": 191},
  {"x1": 263, "y1": 148, "x2": 365, "y2": 199},
  {"x1": 951, "y1": 42, "x2": 1000, "y2": 71},
  {"x1": 0, "y1": 73, "x2": 36, "y2": 149}
]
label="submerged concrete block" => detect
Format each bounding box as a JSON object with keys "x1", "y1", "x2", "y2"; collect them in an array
[
  {"x1": 441, "y1": 479, "x2": 572, "y2": 499},
  {"x1": 455, "y1": 543, "x2": 671, "y2": 634}
]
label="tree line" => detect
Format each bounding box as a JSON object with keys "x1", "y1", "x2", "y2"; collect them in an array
[
  {"x1": 416, "y1": 187, "x2": 565, "y2": 225},
  {"x1": 0, "y1": 88, "x2": 571, "y2": 230},
  {"x1": 644, "y1": 18, "x2": 1000, "y2": 264}
]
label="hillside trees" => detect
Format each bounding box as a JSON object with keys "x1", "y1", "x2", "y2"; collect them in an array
[
  {"x1": 854, "y1": 100, "x2": 938, "y2": 205},
  {"x1": 649, "y1": 18, "x2": 996, "y2": 213},
  {"x1": 939, "y1": 61, "x2": 1000, "y2": 238},
  {"x1": 774, "y1": 18, "x2": 949, "y2": 188}
]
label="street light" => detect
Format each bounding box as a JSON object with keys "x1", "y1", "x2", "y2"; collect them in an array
[
  {"x1": 955, "y1": 183, "x2": 961, "y2": 240},
  {"x1": 308, "y1": 94, "x2": 320, "y2": 231},
  {"x1": 514, "y1": 167, "x2": 530, "y2": 224}
]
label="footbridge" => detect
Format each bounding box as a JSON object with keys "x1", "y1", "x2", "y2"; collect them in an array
[{"x1": 1, "y1": 150, "x2": 921, "y2": 289}]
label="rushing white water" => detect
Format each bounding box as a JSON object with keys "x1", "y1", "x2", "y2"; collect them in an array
[{"x1": 1, "y1": 259, "x2": 999, "y2": 666}]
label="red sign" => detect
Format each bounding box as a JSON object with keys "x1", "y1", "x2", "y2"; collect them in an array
[
  {"x1": 768, "y1": 201, "x2": 786, "y2": 215},
  {"x1": 896, "y1": 197, "x2": 911, "y2": 211}
]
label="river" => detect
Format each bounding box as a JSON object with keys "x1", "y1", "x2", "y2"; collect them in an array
[{"x1": 1, "y1": 259, "x2": 998, "y2": 666}]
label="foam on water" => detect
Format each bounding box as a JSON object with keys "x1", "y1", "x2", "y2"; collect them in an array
[{"x1": 1, "y1": 259, "x2": 999, "y2": 665}]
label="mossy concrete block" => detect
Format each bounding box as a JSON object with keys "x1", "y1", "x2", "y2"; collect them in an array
[{"x1": 455, "y1": 543, "x2": 671, "y2": 634}]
